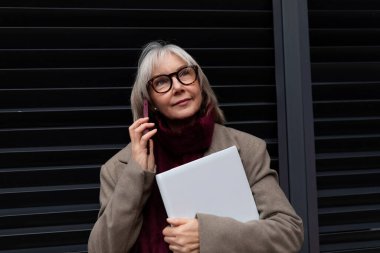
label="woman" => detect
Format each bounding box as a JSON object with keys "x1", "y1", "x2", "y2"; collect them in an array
[{"x1": 88, "y1": 41, "x2": 304, "y2": 253}]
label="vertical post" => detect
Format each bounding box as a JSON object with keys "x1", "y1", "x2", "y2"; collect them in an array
[
  {"x1": 272, "y1": 0, "x2": 289, "y2": 197},
  {"x1": 272, "y1": 0, "x2": 320, "y2": 252}
]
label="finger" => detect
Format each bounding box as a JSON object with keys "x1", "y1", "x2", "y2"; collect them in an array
[
  {"x1": 131, "y1": 122, "x2": 155, "y2": 144},
  {"x1": 140, "y1": 128, "x2": 157, "y2": 152},
  {"x1": 163, "y1": 236, "x2": 178, "y2": 245},
  {"x1": 162, "y1": 225, "x2": 175, "y2": 237},
  {"x1": 129, "y1": 118, "x2": 149, "y2": 141},
  {"x1": 135, "y1": 122, "x2": 155, "y2": 135},
  {"x1": 168, "y1": 244, "x2": 181, "y2": 253},
  {"x1": 148, "y1": 139, "x2": 155, "y2": 162},
  {"x1": 141, "y1": 127, "x2": 157, "y2": 141},
  {"x1": 168, "y1": 244, "x2": 198, "y2": 253},
  {"x1": 129, "y1": 117, "x2": 149, "y2": 129}
]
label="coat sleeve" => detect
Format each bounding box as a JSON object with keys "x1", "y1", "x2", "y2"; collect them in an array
[
  {"x1": 88, "y1": 157, "x2": 156, "y2": 253},
  {"x1": 197, "y1": 139, "x2": 304, "y2": 253}
]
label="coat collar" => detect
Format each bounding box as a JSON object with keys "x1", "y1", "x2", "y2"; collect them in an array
[{"x1": 204, "y1": 124, "x2": 241, "y2": 155}]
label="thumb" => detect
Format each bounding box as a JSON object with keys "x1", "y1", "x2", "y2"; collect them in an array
[{"x1": 167, "y1": 217, "x2": 190, "y2": 226}]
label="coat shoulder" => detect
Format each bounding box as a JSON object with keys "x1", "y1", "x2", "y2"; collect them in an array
[{"x1": 214, "y1": 124, "x2": 266, "y2": 150}]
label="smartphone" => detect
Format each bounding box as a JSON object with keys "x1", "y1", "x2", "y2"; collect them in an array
[
  {"x1": 143, "y1": 99, "x2": 149, "y2": 120},
  {"x1": 143, "y1": 98, "x2": 150, "y2": 154}
]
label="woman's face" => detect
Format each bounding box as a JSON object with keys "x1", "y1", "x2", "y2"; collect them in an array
[{"x1": 149, "y1": 53, "x2": 203, "y2": 126}]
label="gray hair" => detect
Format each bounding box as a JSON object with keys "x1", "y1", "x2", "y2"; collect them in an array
[{"x1": 130, "y1": 41, "x2": 225, "y2": 124}]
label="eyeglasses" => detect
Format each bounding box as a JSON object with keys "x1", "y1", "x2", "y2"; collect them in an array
[{"x1": 148, "y1": 65, "x2": 198, "y2": 94}]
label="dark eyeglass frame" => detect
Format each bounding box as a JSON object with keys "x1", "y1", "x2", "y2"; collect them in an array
[{"x1": 147, "y1": 65, "x2": 199, "y2": 94}]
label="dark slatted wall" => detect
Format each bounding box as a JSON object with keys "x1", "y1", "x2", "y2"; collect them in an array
[
  {"x1": 308, "y1": 0, "x2": 380, "y2": 252},
  {"x1": 0, "y1": 1, "x2": 276, "y2": 252}
]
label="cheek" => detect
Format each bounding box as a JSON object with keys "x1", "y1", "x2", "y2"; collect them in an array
[
  {"x1": 195, "y1": 86, "x2": 203, "y2": 105},
  {"x1": 154, "y1": 97, "x2": 173, "y2": 114}
]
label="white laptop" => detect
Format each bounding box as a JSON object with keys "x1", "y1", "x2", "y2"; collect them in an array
[{"x1": 156, "y1": 146, "x2": 259, "y2": 222}]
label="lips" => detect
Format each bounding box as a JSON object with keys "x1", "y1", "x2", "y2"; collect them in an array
[{"x1": 173, "y1": 98, "x2": 191, "y2": 106}]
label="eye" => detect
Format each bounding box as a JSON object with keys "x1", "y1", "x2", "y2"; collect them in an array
[
  {"x1": 153, "y1": 76, "x2": 170, "y2": 89},
  {"x1": 179, "y1": 68, "x2": 191, "y2": 77}
]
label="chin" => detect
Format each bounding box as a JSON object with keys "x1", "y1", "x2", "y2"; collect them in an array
[{"x1": 170, "y1": 108, "x2": 197, "y2": 118}]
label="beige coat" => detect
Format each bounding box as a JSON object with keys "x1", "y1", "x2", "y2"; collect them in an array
[{"x1": 88, "y1": 124, "x2": 304, "y2": 253}]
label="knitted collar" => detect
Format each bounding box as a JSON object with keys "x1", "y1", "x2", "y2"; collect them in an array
[{"x1": 153, "y1": 107, "x2": 215, "y2": 170}]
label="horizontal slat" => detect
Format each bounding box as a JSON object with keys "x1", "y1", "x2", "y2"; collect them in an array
[
  {"x1": 319, "y1": 230, "x2": 380, "y2": 252},
  {"x1": 0, "y1": 146, "x2": 121, "y2": 169},
  {"x1": 1, "y1": 104, "x2": 276, "y2": 129},
  {"x1": 0, "y1": 8, "x2": 273, "y2": 28},
  {"x1": 0, "y1": 88, "x2": 129, "y2": 108},
  {"x1": 321, "y1": 247, "x2": 380, "y2": 253},
  {"x1": 0, "y1": 85, "x2": 276, "y2": 108},
  {"x1": 319, "y1": 187, "x2": 380, "y2": 198},
  {"x1": 0, "y1": 108, "x2": 131, "y2": 128},
  {"x1": 315, "y1": 117, "x2": 380, "y2": 136},
  {"x1": 317, "y1": 168, "x2": 380, "y2": 189},
  {"x1": 314, "y1": 100, "x2": 380, "y2": 118},
  {"x1": 319, "y1": 206, "x2": 380, "y2": 227},
  {"x1": 0, "y1": 203, "x2": 99, "y2": 216},
  {"x1": 0, "y1": 184, "x2": 99, "y2": 209},
  {"x1": 315, "y1": 134, "x2": 380, "y2": 153},
  {"x1": 311, "y1": 62, "x2": 380, "y2": 82},
  {"x1": 0, "y1": 165, "x2": 100, "y2": 188},
  {"x1": 313, "y1": 82, "x2": 380, "y2": 101},
  {"x1": 0, "y1": 48, "x2": 274, "y2": 68},
  {"x1": 316, "y1": 151, "x2": 380, "y2": 171},
  {"x1": 320, "y1": 222, "x2": 380, "y2": 234},
  {"x1": 0, "y1": 67, "x2": 275, "y2": 88},
  {"x1": 0, "y1": 206, "x2": 98, "y2": 230},
  {"x1": 309, "y1": 0, "x2": 380, "y2": 10},
  {"x1": 0, "y1": 126, "x2": 130, "y2": 149},
  {"x1": 310, "y1": 29, "x2": 380, "y2": 47},
  {"x1": 318, "y1": 187, "x2": 380, "y2": 208},
  {"x1": 0, "y1": 224, "x2": 92, "y2": 251},
  {"x1": 0, "y1": 49, "x2": 140, "y2": 68},
  {"x1": 0, "y1": 244, "x2": 87, "y2": 253},
  {"x1": 318, "y1": 168, "x2": 380, "y2": 177},
  {"x1": 0, "y1": 121, "x2": 278, "y2": 149},
  {"x1": 0, "y1": 27, "x2": 274, "y2": 49},
  {"x1": 0, "y1": 102, "x2": 276, "y2": 126},
  {"x1": 309, "y1": 10, "x2": 380, "y2": 28},
  {"x1": 0, "y1": 1, "x2": 272, "y2": 9},
  {"x1": 311, "y1": 46, "x2": 380, "y2": 62}
]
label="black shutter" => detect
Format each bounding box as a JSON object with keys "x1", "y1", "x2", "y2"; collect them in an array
[
  {"x1": 0, "y1": 1, "x2": 276, "y2": 252},
  {"x1": 309, "y1": 1, "x2": 380, "y2": 252}
]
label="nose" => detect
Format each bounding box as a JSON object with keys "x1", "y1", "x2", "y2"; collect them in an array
[{"x1": 171, "y1": 75, "x2": 183, "y2": 91}]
